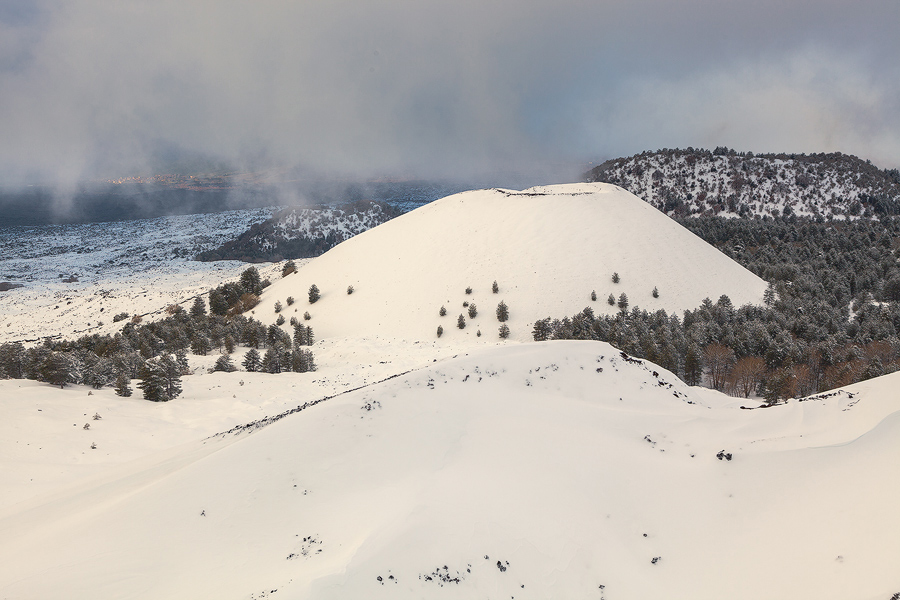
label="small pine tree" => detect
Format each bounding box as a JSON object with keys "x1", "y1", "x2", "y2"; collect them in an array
[
  {"x1": 114, "y1": 372, "x2": 132, "y2": 397},
  {"x1": 617, "y1": 292, "x2": 629, "y2": 312},
  {"x1": 282, "y1": 260, "x2": 297, "y2": 277},
  {"x1": 286, "y1": 296, "x2": 295, "y2": 306},
  {"x1": 496, "y1": 301, "x2": 509, "y2": 322},
  {"x1": 465, "y1": 286, "x2": 472, "y2": 295},
  {"x1": 457, "y1": 314, "x2": 466, "y2": 329},
  {"x1": 240, "y1": 267, "x2": 262, "y2": 295},
  {"x1": 439, "y1": 306, "x2": 447, "y2": 317},
  {"x1": 242, "y1": 348, "x2": 261, "y2": 372},
  {"x1": 437, "y1": 325, "x2": 443, "y2": 338},
  {"x1": 224, "y1": 335, "x2": 236, "y2": 354},
  {"x1": 468, "y1": 303, "x2": 477, "y2": 318},
  {"x1": 190, "y1": 296, "x2": 207, "y2": 320},
  {"x1": 274, "y1": 301, "x2": 283, "y2": 313},
  {"x1": 652, "y1": 286, "x2": 659, "y2": 298},
  {"x1": 492, "y1": 280, "x2": 499, "y2": 294},
  {"x1": 308, "y1": 284, "x2": 320, "y2": 304},
  {"x1": 303, "y1": 311, "x2": 311, "y2": 320},
  {"x1": 591, "y1": 290, "x2": 597, "y2": 301},
  {"x1": 289, "y1": 316, "x2": 298, "y2": 326},
  {"x1": 276, "y1": 314, "x2": 285, "y2": 326},
  {"x1": 476, "y1": 330, "x2": 481, "y2": 337},
  {"x1": 213, "y1": 354, "x2": 237, "y2": 372},
  {"x1": 612, "y1": 272, "x2": 620, "y2": 284},
  {"x1": 607, "y1": 293, "x2": 616, "y2": 306},
  {"x1": 499, "y1": 323, "x2": 510, "y2": 339}
]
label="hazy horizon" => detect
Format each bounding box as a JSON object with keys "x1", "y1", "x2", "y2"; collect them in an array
[{"x1": 1, "y1": 0, "x2": 899, "y2": 191}]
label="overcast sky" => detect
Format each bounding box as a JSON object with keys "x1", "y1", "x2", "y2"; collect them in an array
[{"x1": 1, "y1": 0, "x2": 898, "y2": 187}]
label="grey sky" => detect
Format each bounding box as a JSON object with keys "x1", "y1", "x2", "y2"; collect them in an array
[{"x1": 1, "y1": 0, "x2": 898, "y2": 186}]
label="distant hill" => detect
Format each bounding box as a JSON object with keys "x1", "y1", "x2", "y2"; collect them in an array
[
  {"x1": 584, "y1": 148, "x2": 900, "y2": 219},
  {"x1": 195, "y1": 200, "x2": 403, "y2": 262}
]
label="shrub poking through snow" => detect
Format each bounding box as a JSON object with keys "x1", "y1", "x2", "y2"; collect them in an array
[
  {"x1": 492, "y1": 280, "x2": 499, "y2": 293},
  {"x1": 276, "y1": 314, "x2": 285, "y2": 326},
  {"x1": 274, "y1": 300, "x2": 283, "y2": 313},
  {"x1": 477, "y1": 330, "x2": 482, "y2": 337},
  {"x1": 496, "y1": 301, "x2": 509, "y2": 322},
  {"x1": 612, "y1": 272, "x2": 620, "y2": 283},
  {"x1": 308, "y1": 284, "x2": 320, "y2": 304},
  {"x1": 282, "y1": 260, "x2": 296, "y2": 277},
  {"x1": 112, "y1": 312, "x2": 129, "y2": 322},
  {"x1": 439, "y1": 306, "x2": 447, "y2": 317},
  {"x1": 499, "y1": 323, "x2": 510, "y2": 339},
  {"x1": 286, "y1": 296, "x2": 295, "y2": 306},
  {"x1": 652, "y1": 286, "x2": 659, "y2": 298},
  {"x1": 437, "y1": 325, "x2": 443, "y2": 338},
  {"x1": 347, "y1": 285, "x2": 354, "y2": 294},
  {"x1": 468, "y1": 303, "x2": 477, "y2": 318},
  {"x1": 304, "y1": 311, "x2": 311, "y2": 320},
  {"x1": 607, "y1": 293, "x2": 616, "y2": 306},
  {"x1": 465, "y1": 286, "x2": 472, "y2": 295},
  {"x1": 591, "y1": 290, "x2": 597, "y2": 301},
  {"x1": 457, "y1": 314, "x2": 466, "y2": 329}
]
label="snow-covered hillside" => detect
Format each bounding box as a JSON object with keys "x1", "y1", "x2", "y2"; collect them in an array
[
  {"x1": 1, "y1": 341, "x2": 898, "y2": 600},
  {"x1": 1, "y1": 181, "x2": 897, "y2": 599},
  {"x1": 254, "y1": 183, "x2": 767, "y2": 343},
  {"x1": 195, "y1": 201, "x2": 401, "y2": 262},
  {"x1": 586, "y1": 148, "x2": 900, "y2": 219},
  {"x1": 0, "y1": 208, "x2": 281, "y2": 343}
]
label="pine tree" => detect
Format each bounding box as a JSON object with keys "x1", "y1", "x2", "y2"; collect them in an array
[
  {"x1": 41, "y1": 352, "x2": 71, "y2": 388},
  {"x1": 612, "y1": 272, "x2": 620, "y2": 283},
  {"x1": 439, "y1": 306, "x2": 447, "y2": 317},
  {"x1": 261, "y1": 348, "x2": 281, "y2": 373},
  {"x1": 240, "y1": 267, "x2": 262, "y2": 295},
  {"x1": 437, "y1": 325, "x2": 443, "y2": 338},
  {"x1": 617, "y1": 292, "x2": 629, "y2": 312},
  {"x1": 242, "y1": 348, "x2": 261, "y2": 372},
  {"x1": 499, "y1": 323, "x2": 510, "y2": 339},
  {"x1": 308, "y1": 284, "x2": 320, "y2": 304},
  {"x1": 457, "y1": 314, "x2": 466, "y2": 329},
  {"x1": 492, "y1": 280, "x2": 499, "y2": 294},
  {"x1": 282, "y1": 260, "x2": 297, "y2": 277},
  {"x1": 187, "y1": 297, "x2": 206, "y2": 321},
  {"x1": 114, "y1": 372, "x2": 132, "y2": 397},
  {"x1": 208, "y1": 289, "x2": 228, "y2": 316},
  {"x1": 496, "y1": 301, "x2": 509, "y2": 322},
  {"x1": 591, "y1": 290, "x2": 597, "y2": 301},
  {"x1": 468, "y1": 303, "x2": 478, "y2": 318},
  {"x1": 607, "y1": 293, "x2": 616, "y2": 306},
  {"x1": 213, "y1": 354, "x2": 237, "y2": 372}
]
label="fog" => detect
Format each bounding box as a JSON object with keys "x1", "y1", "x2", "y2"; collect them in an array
[{"x1": 1, "y1": 0, "x2": 898, "y2": 189}]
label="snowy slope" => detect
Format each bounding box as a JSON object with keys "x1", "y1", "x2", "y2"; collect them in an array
[
  {"x1": 255, "y1": 183, "x2": 767, "y2": 343},
  {"x1": 587, "y1": 149, "x2": 900, "y2": 219},
  {"x1": 1, "y1": 341, "x2": 897, "y2": 600}
]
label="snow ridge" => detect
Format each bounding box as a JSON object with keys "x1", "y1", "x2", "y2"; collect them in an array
[{"x1": 586, "y1": 148, "x2": 900, "y2": 219}]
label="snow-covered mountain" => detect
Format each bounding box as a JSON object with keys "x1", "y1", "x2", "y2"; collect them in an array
[
  {"x1": 254, "y1": 183, "x2": 767, "y2": 343},
  {"x1": 585, "y1": 148, "x2": 900, "y2": 219},
  {"x1": 1, "y1": 182, "x2": 898, "y2": 599},
  {"x1": 195, "y1": 201, "x2": 401, "y2": 262}
]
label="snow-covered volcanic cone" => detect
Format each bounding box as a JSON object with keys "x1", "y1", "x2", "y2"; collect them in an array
[{"x1": 257, "y1": 183, "x2": 767, "y2": 342}]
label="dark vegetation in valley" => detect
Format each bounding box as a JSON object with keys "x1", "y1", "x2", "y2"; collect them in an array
[
  {"x1": 535, "y1": 215, "x2": 900, "y2": 401},
  {"x1": 0, "y1": 267, "x2": 315, "y2": 400},
  {"x1": 195, "y1": 200, "x2": 403, "y2": 262}
]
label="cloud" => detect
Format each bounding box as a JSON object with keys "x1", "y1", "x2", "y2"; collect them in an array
[{"x1": 1, "y1": 0, "x2": 898, "y2": 188}]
